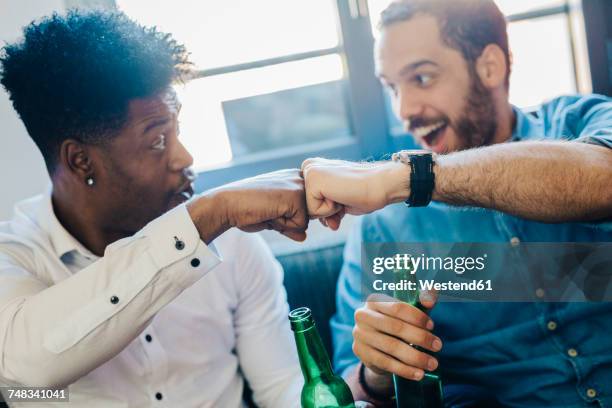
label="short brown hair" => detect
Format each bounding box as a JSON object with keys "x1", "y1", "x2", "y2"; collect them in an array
[{"x1": 379, "y1": 0, "x2": 511, "y2": 86}]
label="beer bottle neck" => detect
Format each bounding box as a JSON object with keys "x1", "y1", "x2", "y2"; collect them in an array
[{"x1": 294, "y1": 325, "x2": 334, "y2": 382}]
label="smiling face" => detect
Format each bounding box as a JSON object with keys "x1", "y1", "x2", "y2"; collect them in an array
[
  {"x1": 86, "y1": 88, "x2": 195, "y2": 235},
  {"x1": 376, "y1": 14, "x2": 499, "y2": 154}
]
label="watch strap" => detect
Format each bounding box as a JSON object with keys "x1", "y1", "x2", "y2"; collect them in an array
[{"x1": 392, "y1": 150, "x2": 435, "y2": 207}]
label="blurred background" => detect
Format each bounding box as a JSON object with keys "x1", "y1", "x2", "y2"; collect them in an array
[{"x1": 1, "y1": 0, "x2": 611, "y2": 231}]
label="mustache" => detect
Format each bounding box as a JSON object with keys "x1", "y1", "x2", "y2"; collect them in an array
[{"x1": 406, "y1": 116, "x2": 449, "y2": 131}]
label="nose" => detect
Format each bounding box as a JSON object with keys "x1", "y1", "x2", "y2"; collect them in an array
[
  {"x1": 396, "y1": 86, "x2": 424, "y2": 125},
  {"x1": 168, "y1": 138, "x2": 194, "y2": 173}
]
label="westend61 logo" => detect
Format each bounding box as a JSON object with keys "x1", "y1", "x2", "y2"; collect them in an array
[{"x1": 372, "y1": 253, "x2": 487, "y2": 275}]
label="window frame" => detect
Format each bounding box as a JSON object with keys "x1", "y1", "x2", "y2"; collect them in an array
[
  {"x1": 190, "y1": 0, "x2": 393, "y2": 190},
  {"x1": 68, "y1": 0, "x2": 595, "y2": 191}
]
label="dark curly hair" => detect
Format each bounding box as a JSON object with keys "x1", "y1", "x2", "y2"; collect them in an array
[
  {"x1": 380, "y1": 0, "x2": 511, "y2": 87},
  {"x1": 0, "y1": 9, "x2": 192, "y2": 173}
]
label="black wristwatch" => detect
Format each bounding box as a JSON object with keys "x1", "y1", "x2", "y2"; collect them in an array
[{"x1": 391, "y1": 150, "x2": 435, "y2": 207}]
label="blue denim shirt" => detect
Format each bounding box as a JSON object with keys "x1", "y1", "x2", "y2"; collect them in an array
[{"x1": 332, "y1": 94, "x2": 612, "y2": 408}]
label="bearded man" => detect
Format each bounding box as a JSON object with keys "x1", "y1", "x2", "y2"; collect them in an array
[{"x1": 302, "y1": 0, "x2": 612, "y2": 406}]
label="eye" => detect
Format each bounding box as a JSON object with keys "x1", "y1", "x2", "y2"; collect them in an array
[
  {"x1": 414, "y1": 73, "x2": 433, "y2": 87},
  {"x1": 152, "y1": 134, "x2": 166, "y2": 150}
]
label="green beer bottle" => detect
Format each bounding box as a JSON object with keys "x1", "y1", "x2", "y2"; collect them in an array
[
  {"x1": 392, "y1": 267, "x2": 444, "y2": 408},
  {"x1": 289, "y1": 307, "x2": 356, "y2": 408}
]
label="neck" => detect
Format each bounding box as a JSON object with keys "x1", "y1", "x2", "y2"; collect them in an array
[
  {"x1": 51, "y1": 179, "x2": 125, "y2": 257},
  {"x1": 294, "y1": 326, "x2": 334, "y2": 382},
  {"x1": 491, "y1": 98, "x2": 516, "y2": 145}
]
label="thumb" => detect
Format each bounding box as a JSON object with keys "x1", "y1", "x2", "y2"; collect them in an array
[
  {"x1": 419, "y1": 289, "x2": 438, "y2": 310},
  {"x1": 309, "y1": 196, "x2": 342, "y2": 219}
]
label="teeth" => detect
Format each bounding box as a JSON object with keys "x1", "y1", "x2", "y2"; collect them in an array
[{"x1": 412, "y1": 121, "x2": 445, "y2": 139}]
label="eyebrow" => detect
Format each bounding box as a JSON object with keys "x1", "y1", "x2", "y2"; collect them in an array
[
  {"x1": 142, "y1": 117, "x2": 171, "y2": 134},
  {"x1": 399, "y1": 60, "x2": 439, "y2": 77},
  {"x1": 378, "y1": 59, "x2": 439, "y2": 81}
]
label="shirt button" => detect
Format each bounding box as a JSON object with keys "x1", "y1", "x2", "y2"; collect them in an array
[
  {"x1": 535, "y1": 288, "x2": 545, "y2": 299},
  {"x1": 586, "y1": 388, "x2": 597, "y2": 398},
  {"x1": 567, "y1": 348, "x2": 578, "y2": 358},
  {"x1": 155, "y1": 392, "x2": 163, "y2": 400},
  {"x1": 191, "y1": 258, "x2": 201, "y2": 267},
  {"x1": 110, "y1": 295, "x2": 119, "y2": 304},
  {"x1": 547, "y1": 321, "x2": 557, "y2": 331},
  {"x1": 174, "y1": 237, "x2": 185, "y2": 250},
  {"x1": 145, "y1": 334, "x2": 153, "y2": 342},
  {"x1": 510, "y1": 236, "x2": 520, "y2": 246}
]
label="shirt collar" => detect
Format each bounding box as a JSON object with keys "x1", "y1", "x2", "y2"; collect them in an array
[
  {"x1": 38, "y1": 186, "x2": 97, "y2": 261},
  {"x1": 511, "y1": 104, "x2": 544, "y2": 142}
]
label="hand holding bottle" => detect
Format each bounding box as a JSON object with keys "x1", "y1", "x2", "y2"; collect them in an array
[{"x1": 352, "y1": 292, "x2": 441, "y2": 386}]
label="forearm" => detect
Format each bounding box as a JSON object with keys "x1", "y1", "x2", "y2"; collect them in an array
[
  {"x1": 432, "y1": 141, "x2": 612, "y2": 222},
  {"x1": 187, "y1": 192, "x2": 230, "y2": 244}
]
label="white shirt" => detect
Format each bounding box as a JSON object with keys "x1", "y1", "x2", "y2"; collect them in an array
[{"x1": 0, "y1": 193, "x2": 302, "y2": 407}]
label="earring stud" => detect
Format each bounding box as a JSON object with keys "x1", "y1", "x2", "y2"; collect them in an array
[{"x1": 86, "y1": 177, "x2": 95, "y2": 186}]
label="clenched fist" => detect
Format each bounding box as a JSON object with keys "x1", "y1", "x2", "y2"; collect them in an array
[
  {"x1": 301, "y1": 158, "x2": 411, "y2": 229},
  {"x1": 188, "y1": 169, "x2": 309, "y2": 242}
]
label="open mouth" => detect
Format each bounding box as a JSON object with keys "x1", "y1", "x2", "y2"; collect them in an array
[{"x1": 412, "y1": 121, "x2": 448, "y2": 152}]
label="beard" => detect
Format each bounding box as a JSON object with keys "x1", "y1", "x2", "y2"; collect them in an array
[{"x1": 453, "y1": 65, "x2": 499, "y2": 149}]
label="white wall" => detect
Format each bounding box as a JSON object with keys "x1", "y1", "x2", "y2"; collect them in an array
[{"x1": 0, "y1": 0, "x2": 66, "y2": 220}]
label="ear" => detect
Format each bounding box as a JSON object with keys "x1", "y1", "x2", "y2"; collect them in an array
[
  {"x1": 59, "y1": 139, "x2": 95, "y2": 183},
  {"x1": 475, "y1": 44, "x2": 508, "y2": 89}
]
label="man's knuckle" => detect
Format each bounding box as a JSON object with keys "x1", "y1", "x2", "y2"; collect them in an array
[
  {"x1": 417, "y1": 331, "x2": 431, "y2": 346},
  {"x1": 380, "y1": 336, "x2": 396, "y2": 351},
  {"x1": 417, "y1": 352, "x2": 431, "y2": 369},
  {"x1": 390, "y1": 302, "x2": 405, "y2": 316},
  {"x1": 389, "y1": 319, "x2": 404, "y2": 335}
]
